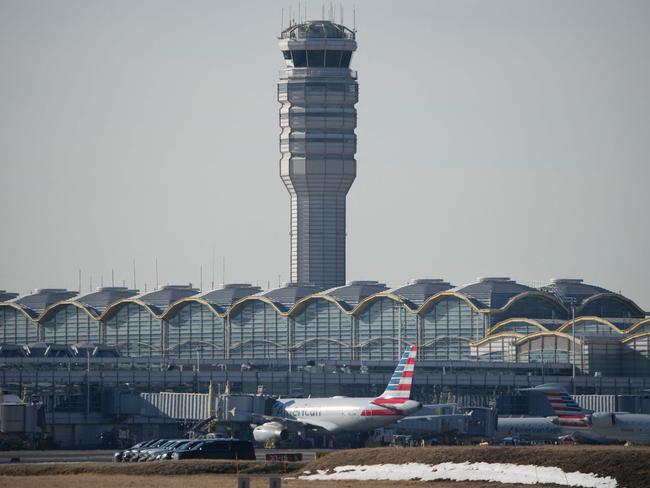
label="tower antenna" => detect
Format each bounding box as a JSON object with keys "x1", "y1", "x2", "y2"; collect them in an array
[
  {"x1": 353, "y1": 5, "x2": 356, "y2": 30},
  {"x1": 155, "y1": 258, "x2": 159, "y2": 289},
  {"x1": 298, "y1": 2, "x2": 301, "y2": 24},
  {"x1": 111, "y1": 268, "x2": 114, "y2": 287},
  {"x1": 78, "y1": 269, "x2": 81, "y2": 293},
  {"x1": 211, "y1": 245, "x2": 215, "y2": 289},
  {"x1": 132, "y1": 259, "x2": 137, "y2": 289},
  {"x1": 200, "y1": 265, "x2": 203, "y2": 292},
  {"x1": 281, "y1": 8, "x2": 284, "y2": 30},
  {"x1": 222, "y1": 256, "x2": 226, "y2": 285}
]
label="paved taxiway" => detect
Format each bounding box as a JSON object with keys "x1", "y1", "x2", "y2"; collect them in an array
[{"x1": 0, "y1": 449, "x2": 323, "y2": 464}]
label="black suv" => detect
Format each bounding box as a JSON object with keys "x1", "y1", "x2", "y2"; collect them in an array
[{"x1": 170, "y1": 439, "x2": 255, "y2": 460}]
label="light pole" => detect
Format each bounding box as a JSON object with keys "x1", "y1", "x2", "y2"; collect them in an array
[{"x1": 565, "y1": 298, "x2": 578, "y2": 395}]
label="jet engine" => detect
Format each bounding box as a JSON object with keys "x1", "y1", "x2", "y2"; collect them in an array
[
  {"x1": 253, "y1": 421, "x2": 289, "y2": 443},
  {"x1": 590, "y1": 412, "x2": 616, "y2": 427}
]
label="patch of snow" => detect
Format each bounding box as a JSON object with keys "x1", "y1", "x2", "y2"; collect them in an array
[{"x1": 297, "y1": 462, "x2": 616, "y2": 488}]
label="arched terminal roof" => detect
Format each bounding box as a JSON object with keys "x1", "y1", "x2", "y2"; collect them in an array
[
  {"x1": 135, "y1": 285, "x2": 199, "y2": 313},
  {"x1": 75, "y1": 287, "x2": 139, "y2": 312},
  {"x1": 11, "y1": 289, "x2": 78, "y2": 313},
  {"x1": 0, "y1": 291, "x2": 19, "y2": 302},
  {"x1": 455, "y1": 277, "x2": 534, "y2": 308},
  {"x1": 541, "y1": 278, "x2": 610, "y2": 304},
  {"x1": 390, "y1": 279, "x2": 454, "y2": 307},
  {"x1": 199, "y1": 283, "x2": 262, "y2": 312},
  {"x1": 324, "y1": 280, "x2": 388, "y2": 309},
  {"x1": 262, "y1": 282, "x2": 324, "y2": 311},
  {"x1": 280, "y1": 20, "x2": 355, "y2": 40}
]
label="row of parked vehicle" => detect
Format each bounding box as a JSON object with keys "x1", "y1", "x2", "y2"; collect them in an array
[{"x1": 114, "y1": 438, "x2": 256, "y2": 462}]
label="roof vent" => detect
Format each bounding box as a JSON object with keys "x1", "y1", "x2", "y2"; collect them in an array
[
  {"x1": 223, "y1": 283, "x2": 253, "y2": 289},
  {"x1": 409, "y1": 279, "x2": 445, "y2": 284},
  {"x1": 33, "y1": 288, "x2": 69, "y2": 294},
  {"x1": 478, "y1": 277, "x2": 511, "y2": 283},
  {"x1": 158, "y1": 284, "x2": 197, "y2": 291},
  {"x1": 96, "y1": 286, "x2": 129, "y2": 292},
  {"x1": 282, "y1": 282, "x2": 315, "y2": 288},
  {"x1": 346, "y1": 280, "x2": 380, "y2": 286},
  {"x1": 550, "y1": 278, "x2": 584, "y2": 284}
]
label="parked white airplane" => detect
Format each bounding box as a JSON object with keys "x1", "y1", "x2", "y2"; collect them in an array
[
  {"x1": 253, "y1": 346, "x2": 422, "y2": 443},
  {"x1": 495, "y1": 415, "x2": 566, "y2": 442},
  {"x1": 538, "y1": 383, "x2": 650, "y2": 444},
  {"x1": 497, "y1": 384, "x2": 650, "y2": 445}
]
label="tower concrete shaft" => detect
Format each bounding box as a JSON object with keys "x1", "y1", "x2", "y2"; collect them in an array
[{"x1": 278, "y1": 21, "x2": 358, "y2": 289}]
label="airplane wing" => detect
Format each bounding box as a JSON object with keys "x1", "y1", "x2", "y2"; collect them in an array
[
  {"x1": 397, "y1": 413, "x2": 469, "y2": 422},
  {"x1": 250, "y1": 413, "x2": 336, "y2": 433}
]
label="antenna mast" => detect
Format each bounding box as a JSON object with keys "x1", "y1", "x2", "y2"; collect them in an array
[{"x1": 211, "y1": 246, "x2": 215, "y2": 289}]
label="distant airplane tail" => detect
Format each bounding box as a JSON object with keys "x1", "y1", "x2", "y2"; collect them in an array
[
  {"x1": 373, "y1": 345, "x2": 416, "y2": 406},
  {"x1": 526, "y1": 383, "x2": 590, "y2": 427}
]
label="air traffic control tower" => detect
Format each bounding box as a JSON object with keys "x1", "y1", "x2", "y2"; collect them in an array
[{"x1": 278, "y1": 20, "x2": 358, "y2": 289}]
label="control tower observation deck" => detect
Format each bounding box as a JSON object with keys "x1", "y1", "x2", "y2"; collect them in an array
[{"x1": 277, "y1": 20, "x2": 358, "y2": 289}]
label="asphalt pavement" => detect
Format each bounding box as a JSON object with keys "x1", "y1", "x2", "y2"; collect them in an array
[{"x1": 0, "y1": 448, "x2": 322, "y2": 464}]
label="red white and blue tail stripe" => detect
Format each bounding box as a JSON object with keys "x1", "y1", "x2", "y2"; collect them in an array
[
  {"x1": 527, "y1": 384, "x2": 590, "y2": 428},
  {"x1": 373, "y1": 345, "x2": 416, "y2": 406}
]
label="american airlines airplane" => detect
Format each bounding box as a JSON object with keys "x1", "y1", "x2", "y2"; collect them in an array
[
  {"x1": 497, "y1": 383, "x2": 650, "y2": 445},
  {"x1": 253, "y1": 346, "x2": 422, "y2": 444}
]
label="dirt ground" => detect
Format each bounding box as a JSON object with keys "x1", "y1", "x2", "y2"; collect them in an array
[
  {"x1": 0, "y1": 474, "x2": 563, "y2": 488},
  {"x1": 1, "y1": 445, "x2": 647, "y2": 487},
  {"x1": 301, "y1": 445, "x2": 650, "y2": 487}
]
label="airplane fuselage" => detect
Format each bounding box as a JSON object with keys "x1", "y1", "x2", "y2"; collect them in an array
[
  {"x1": 588, "y1": 413, "x2": 650, "y2": 444},
  {"x1": 496, "y1": 417, "x2": 567, "y2": 441},
  {"x1": 276, "y1": 397, "x2": 420, "y2": 433}
]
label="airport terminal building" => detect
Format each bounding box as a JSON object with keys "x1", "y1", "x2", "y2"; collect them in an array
[
  {"x1": 2, "y1": 20, "x2": 650, "y2": 446},
  {"x1": 1, "y1": 276, "x2": 648, "y2": 377}
]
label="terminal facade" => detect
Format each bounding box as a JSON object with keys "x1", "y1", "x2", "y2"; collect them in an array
[{"x1": 1, "y1": 277, "x2": 648, "y2": 377}]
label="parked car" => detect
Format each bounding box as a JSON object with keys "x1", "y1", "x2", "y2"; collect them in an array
[
  {"x1": 142, "y1": 439, "x2": 198, "y2": 461},
  {"x1": 170, "y1": 439, "x2": 255, "y2": 460},
  {"x1": 115, "y1": 439, "x2": 161, "y2": 462},
  {"x1": 124, "y1": 439, "x2": 169, "y2": 462},
  {"x1": 135, "y1": 439, "x2": 183, "y2": 462},
  {"x1": 155, "y1": 439, "x2": 204, "y2": 460}
]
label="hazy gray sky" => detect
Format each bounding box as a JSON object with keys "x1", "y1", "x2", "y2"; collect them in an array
[{"x1": 1, "y1": 0, "x2": 648, "y2": 308}]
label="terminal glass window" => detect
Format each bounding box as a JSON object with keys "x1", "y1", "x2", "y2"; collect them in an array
[
  {"x1": 357, "y1": 297, "x2": 406, "y2": 361},
  {"x1": 104, "y1": 303, "x2": 163, "y2": 357},
  {"x1": 229, "y1": 302, "x2": 287, "y2": 359},
  {"x1": 421, "y1": 296, "x2": 484, "y2": 360},
  {"x1": 41, "y1": 304, "x2": 100, "y2": 345},
  {"x1": 0, "y1": 307, "x2": 38, "y2": 345},
  {"x1": 166, "y1": 302, "x2": 225, "y2": 359},
  {"x1": 292, "y1": 300, "x2": 352, "y2": 361}
]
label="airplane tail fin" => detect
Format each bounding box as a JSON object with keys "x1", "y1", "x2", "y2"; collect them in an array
[
  {"x1": 521, "y1": 383, "x2": 589, "y2": 427},
  {"x1": 373, "y1": 345, "x2": 416, "y2": 406}
]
